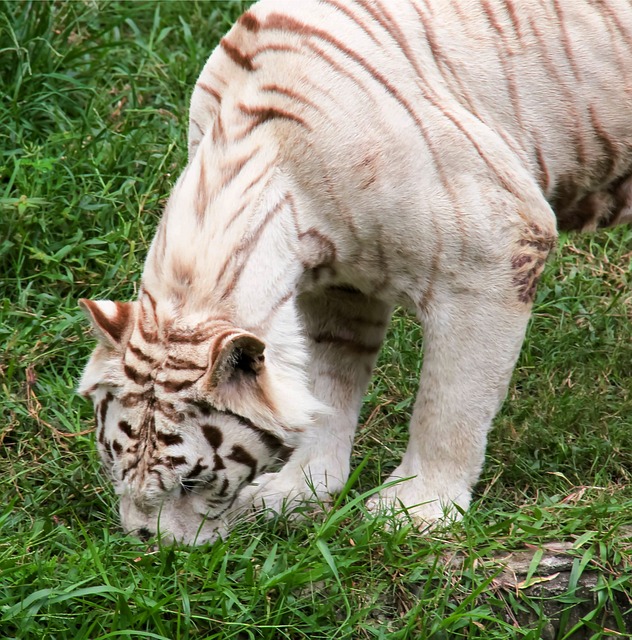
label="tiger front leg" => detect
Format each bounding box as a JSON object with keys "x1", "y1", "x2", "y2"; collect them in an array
[
  {"x1": 236, "y1": 287, "x2": 392, "y2": 516},
  {"x1": 367, "y1": 268, "x2": 543, "y2": 526}
]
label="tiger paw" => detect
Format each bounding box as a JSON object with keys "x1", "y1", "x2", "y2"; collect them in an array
[
  {"x1": 365, "y1": 473, "x2": 471, "y2": 529},
  {"x1": 235, "y1": 461, "x2": 346, "y2": 518}
]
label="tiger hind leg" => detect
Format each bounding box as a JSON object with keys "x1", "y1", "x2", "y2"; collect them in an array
[{"x1": 236, "y1": 286, "x2": 392, "y2": 516}]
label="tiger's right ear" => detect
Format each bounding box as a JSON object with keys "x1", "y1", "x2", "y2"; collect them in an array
[{"x1": 79, "y1": 299, "x2": 136, "y2": 349}]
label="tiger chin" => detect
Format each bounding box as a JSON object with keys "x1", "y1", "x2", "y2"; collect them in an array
[{"x1": 79, "y1": 0, "x2": 632, "y2": 545}]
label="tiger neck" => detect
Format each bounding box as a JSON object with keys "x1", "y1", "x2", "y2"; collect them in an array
[{"x1": 142, "y1": 138, "x2": 331, "y2": 342}]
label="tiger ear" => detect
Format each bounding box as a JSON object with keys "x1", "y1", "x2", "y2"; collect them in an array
[
  {"x1": 79, "y1": 299, "x2": 135, "y2": 349},
  {"x1": 207, "y1": 332, "x2": 265, "y2": 388}
]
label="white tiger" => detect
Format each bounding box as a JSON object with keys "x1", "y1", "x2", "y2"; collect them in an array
[{"x1": 79, "y1": 0, "x2": 632, "y2": 545}]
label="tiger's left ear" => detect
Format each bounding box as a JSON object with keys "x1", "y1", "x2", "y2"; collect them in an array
[
  {"x1": 207, "y1": 332, "x2": 265, "y2": 388},
  {"x1": 79, "y1": 299, "x2": 136, "y2": 349}
]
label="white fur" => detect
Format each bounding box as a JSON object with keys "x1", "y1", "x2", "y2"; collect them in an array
[{"x1": 81, "y1": 0, "x2": 632, "y2": 543}]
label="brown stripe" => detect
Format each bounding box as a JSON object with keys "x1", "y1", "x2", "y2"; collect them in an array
[
  {"x1": 481, "y1": 0, "x2": 505, "y2": 38},
  {"x1": 121, "y1": 460, "x2": 138, "y2": 478},
  {"x1": 143, "y1": 289, "x2": 158, "y2": 313},
  {"x1": 218, "y1": 477, "x2": 230, "y2": 497},
  {"x1": 260, "y1": 83, "x2": 324, "y2": 115},
  {"x1": 256, "y1": 430, "x2": 284, "y2": 454},
  {"x1": 220, "y1": 38, "x2": 254, "y2": 71},
  {"x1": 190, "y1": 117, "x2": 204, "y2": 136},
  {"x1": 248, "y1": 43, "x2": 304, "y2": 68},
  {"x1": 595, "y1": 4, "x2": 628, "y2": 74},
  {"x1": 168, "y1": 456, "x2": 187, "y2": 467},
  {"x1": 196, "y1": 152, "x2": 209, "y2": 221},
  {"x1": 299, "y1": 39, "x2": 366, "y2": 101},
  {"x1": 533, "y1": 136, "x2": 551, "y2": 195},
  {"x1": 244, "y1": 161, "x2": 274, "y2": 196},
  {"x1": 164, "y1": 355, "x2": 207, "y2": 371},
  {"x1": 235, "y1": 164, "x2": 274, "y2": 209},
  {"x1": 238, "y1": 104, "x2": 311, "y2": 136},
  {"x1": 137, "y1": 321, "x2": 159, "y2": 344},
  {"x1": 263, "y1": 14, "x2": 418, "y2": 129},
  {"x1": 411, "y1": 0, "x2": 481, "y2": 124},
  {"x1": 156, "y1": 377, "x2": 199, "y2": 393},
  {"x1": 275, "y1": 446, "x2": 294, "y2": 465},
  {"x1": 259, "y1": 290, "x2": 293, "y2": 329},
  {"x1": 96, "y1": 417, "x2": 105, "y2": 446},
  {"x1": 205, "y1": 498, "x2": 230, "y2": 507},
  {"x1": 219, "y1": 196, "x2": 287, "y2": 299},
  {"x1": 298, "y1": 227, "x2": 337, "y2": 265},
  {"x1": 450, "y1": 0, "x2": 467, "y2": 23},
  {"x1": 192, "y1": 399, "x2": 213, "y2": 416},
  {"x1": 212, "y1": 113, "x2": 226, "y2": 144},
  {"x1": 502, "y1": 0, "x2": 523, "y2": 40},
  {"x1": 589, "y1": 104, "x2": 618, "y2": 181},
  {"x1": 223, "y1": 198, "x2": 253, "y2": 235},
  {"x1": 527, "y1": 16, "x2": 587, "y2": 168},
  {"x1": 599, "y1": 0, "x2": 632, "y2": 57},
  {"x1": 354, "y1": 0, "x2": 402, "y2": 50},
  {"x1": 318, "y1": 169, "x2": 361, "y2": 238},
  {"x1": 214, "y1": 453, "x2": 226, "y2": 471},
  {"x1": 118, "y1": 390, "x2": 153, "y2": 407},
  {"x1": 124, "y1": 364, "x2": 152, "y2": 386},
  {"x1": 477, "y1": 0, "x2": 527, "y2": 150},
  {"x1": 551, "y1": 0, "x2": 581, "y2": 83},
  {"x1": 127, "y1": 343, "x2": 155, "y2": 365},
  {"x1": 196, "y1": 80, "x2": 221, "y2": 102},
  {"x1": 155, "y1": 400, "x2": 185, "y2": 423},
  {"x1": 138, "y1": 404, "x2": 156, "y2": 441},
  {"x1": 321, "y1": 0, "x2": 382, "y2": 46},
  {"x1": 219, "y1": 154, "x2": 252, "y2": 193},
  {"x1": 138, "y1": 290, "x2": 160, "y2": 343},
  {"x1": 420, "y1": 244, "x2": 441, "y2": 314},
  {"x1": 167, "y1": 328, "x2": 214, "y2": 344},
  {"x1": 238, "y1": 11, "x2": 261, "y2": 32},
  {"x1": 103, "y1": 441, "x2": 114, "y2": 462}
]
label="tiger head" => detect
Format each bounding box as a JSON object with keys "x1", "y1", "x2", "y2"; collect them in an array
[{"x1": 78, "y1": 291, "x2": 317, "y2": 544}]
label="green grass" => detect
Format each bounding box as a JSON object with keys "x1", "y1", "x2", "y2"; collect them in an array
[{"x1": 1, "y1": 1, "x2": 631, "y2": 638}]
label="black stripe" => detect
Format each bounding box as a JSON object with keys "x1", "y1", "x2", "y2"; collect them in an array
[
  {"x1": 227, "y1": 445, "x2": 258, "y2": 482},
  {"x1": 118, "y1": 421, "x2": 134, "y2": 438},
  {"x1": 156, "y1": 431, "x2": 184, "y2": 446}
]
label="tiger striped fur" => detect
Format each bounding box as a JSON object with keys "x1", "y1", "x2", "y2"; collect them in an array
[{"x1": 80, "y1": 0, "x2": 632, "y2": 545}]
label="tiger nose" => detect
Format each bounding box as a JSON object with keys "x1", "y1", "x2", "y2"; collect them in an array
[{"x1": 126, "y1": 480, "x2": 161, "y2": 511}]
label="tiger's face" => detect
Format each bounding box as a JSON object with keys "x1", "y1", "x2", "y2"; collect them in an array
[
  {"x1": 78, "y1": 294, "x2": 309, "y2": 545},
  {"x1": 90, "y1": 385, "x2": 290, "y2": 543}
]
